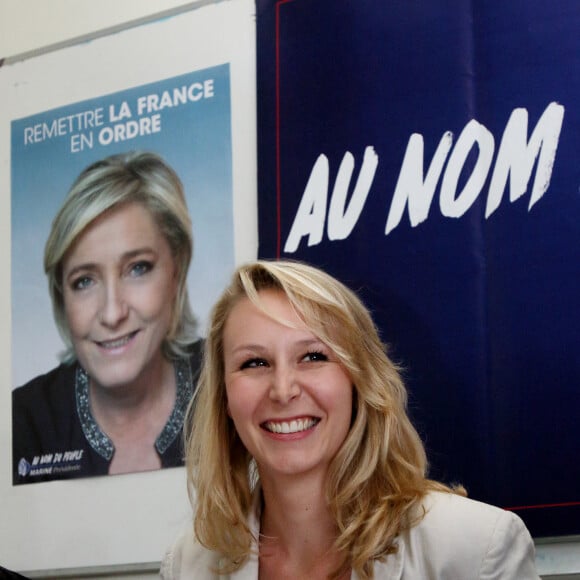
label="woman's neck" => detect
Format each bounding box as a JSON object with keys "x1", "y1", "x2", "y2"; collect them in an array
[{"x1": 258, "y1": 472, "x2": 349, "y2": 579}]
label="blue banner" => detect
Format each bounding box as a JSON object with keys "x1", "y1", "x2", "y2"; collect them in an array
[{"x1": 257, "y1": 0, "x2": 580, "y2": 537}]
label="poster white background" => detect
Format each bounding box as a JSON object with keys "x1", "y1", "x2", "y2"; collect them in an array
[{"x1": 0, "y1": 0, "x2": 256, "y2": 572}]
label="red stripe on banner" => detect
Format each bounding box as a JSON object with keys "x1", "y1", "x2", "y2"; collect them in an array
[
  {"x1": 504, "y1": 501, "x2": 580, "y2": 511},
  {"x1": 275, "y1": 0, "x2": 295, "y2": 258}
]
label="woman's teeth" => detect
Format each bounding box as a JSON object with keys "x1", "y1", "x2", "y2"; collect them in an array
[
  {"x1": 98, "y1": 333, "x2": 134, "y2": 349},
  {"x1": 264, "y1": 418, "x2": 318, "y2": 434}
]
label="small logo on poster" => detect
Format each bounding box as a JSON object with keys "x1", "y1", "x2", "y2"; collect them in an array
[{"x1": 18, "y1": 457, "x2": 31, "y2": 477}]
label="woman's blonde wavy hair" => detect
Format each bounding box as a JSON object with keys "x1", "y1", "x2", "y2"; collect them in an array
[{"x1": 186, "y1": 260, "x2": 462, "y2": 579}]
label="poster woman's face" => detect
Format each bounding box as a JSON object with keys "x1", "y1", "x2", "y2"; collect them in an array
[{"x1": 61, "y1": 202, "x2": 178, "y2": 391}]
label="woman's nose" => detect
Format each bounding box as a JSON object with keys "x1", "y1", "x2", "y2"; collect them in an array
[
  {"x1": 269, "y1": 365, "x2": 301, "y2": 404},
  {"x1": 99, "y1": 281, "x2": 128, "y2": 327}
]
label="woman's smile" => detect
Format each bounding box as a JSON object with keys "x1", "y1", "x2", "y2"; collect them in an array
[
  {"x1": 261, "y1": 416, "x2": 320, "y2": 435},
  {"x1": 95, "y1": 330, "x2": 140, "y2": 351}
]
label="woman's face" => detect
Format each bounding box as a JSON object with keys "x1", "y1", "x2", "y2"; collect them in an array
[
  {"x1": 62, "y1": 202, "x2": 178, "y2": 391},
  {"x1": 223, "y1": 289, "x2": 353, "y2": 483}
]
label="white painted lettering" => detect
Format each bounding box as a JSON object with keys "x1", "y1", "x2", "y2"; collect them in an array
[
  {"x1": 385, "y1": 131, "x2": 453, "y2": 234},
  {"x1": 486, "y1": 102, "x2": 565, "y2": 217},
  {"x1": 439, "y1": 119, "x2": 495, "y2": 218},
  {"x1": 285, "y1": 102, "x2": 564, "y2": 250},
  {"x1": 284, "y1": 154, "x2": 329, "y2": 253},
  {"x1": 328, "y1": 146, "x2": 378, "y2": 241}
]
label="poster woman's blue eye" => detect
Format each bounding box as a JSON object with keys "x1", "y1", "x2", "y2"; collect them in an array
[
  {"x1": 130, "y1": 261, "x2": 153, "y2": 277},
  {"x1": 71, "y1": 276, "x2": 94, "y2": 291}
]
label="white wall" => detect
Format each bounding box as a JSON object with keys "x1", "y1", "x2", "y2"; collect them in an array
[
  {"x1": 0, "y1": 0, "x2": 199, "y2": 60},
  {"x1": 0, "y1": 1, "x2": 578, "y2": 578}
]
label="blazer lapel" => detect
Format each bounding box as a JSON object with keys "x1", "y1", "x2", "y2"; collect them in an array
[{"x1": 351, "y1": 538, "x2": 404, "y2": 580}]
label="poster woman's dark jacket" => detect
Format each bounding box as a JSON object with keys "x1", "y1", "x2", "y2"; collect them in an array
[{"x1": 12, "y1": 340, "x2": 203, "y2": 485}]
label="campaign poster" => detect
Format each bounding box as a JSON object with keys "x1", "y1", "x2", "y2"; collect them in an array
[
  {"x1": 11, "y1": 64, "x2": 234, "y2": 484},
  {"x1": 256, "y1": 0, "x2": 580, "y2": 537}
]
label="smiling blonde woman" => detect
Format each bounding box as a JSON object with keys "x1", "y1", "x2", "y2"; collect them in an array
[
  {"x1": 162, "y1": 260, "x2": 539, "y2": 579},
  {"x1": 12, "y1": 151, "x2": 202, "y2": 484}
]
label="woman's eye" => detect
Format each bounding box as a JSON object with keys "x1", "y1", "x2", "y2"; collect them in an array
[
  {"x1": 129, "y1": 261, "x2": 153, "y2": 277},
  {"x1": 71, "y1": 276, "x2": 94, "y2": 291},
  {"x1": 240, "y1": 358, "x2": 268, "y2": 370},
  {"x1": 303, "y1": 351, "x2": 328, "y2": 363}
]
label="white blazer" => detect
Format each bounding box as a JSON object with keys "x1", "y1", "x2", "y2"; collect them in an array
[{"x1": 161, "y1": 491, "x2": 539, "y2": 579}]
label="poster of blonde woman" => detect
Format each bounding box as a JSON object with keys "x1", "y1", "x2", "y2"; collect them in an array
[{"x1": 11, "y1": 65, "x2": 234, "y2": 484}]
